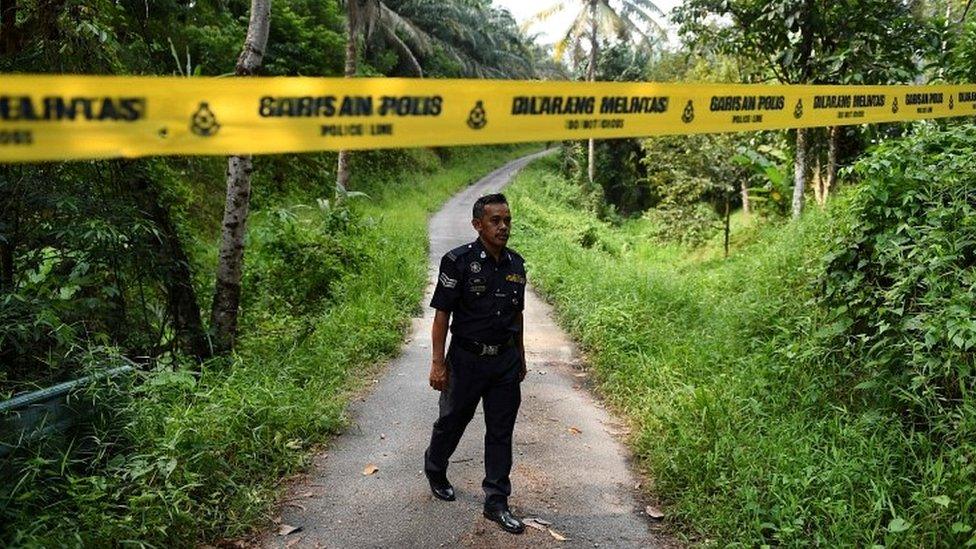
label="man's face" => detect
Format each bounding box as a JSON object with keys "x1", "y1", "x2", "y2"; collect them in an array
[{"x1": 473, "y1": 202, "x2": 512, "y2": 249}]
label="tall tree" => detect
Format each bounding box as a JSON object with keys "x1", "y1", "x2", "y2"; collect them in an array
[
  {"x1": 210, "y1": 0, "x2": 272, "y2": 354},
  {"x1": 335, "y1": 0, "x2": 536, "y2": 189},
  {"x1": 676, "y1": 0, "x2": 927, "y2": 218},
  {"x1": 530, "y1": 0, "x2": 664, "y2": 184},
  {"x1": 335, "y1": 0, "x2": 432, "y2": 191}
]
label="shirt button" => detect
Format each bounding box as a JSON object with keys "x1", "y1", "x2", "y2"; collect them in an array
[{"x1": 496, "y1": 311, "x2": 501, "y2": 316}]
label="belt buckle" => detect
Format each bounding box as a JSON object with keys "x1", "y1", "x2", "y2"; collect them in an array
[{"x1": 481, "y1": 343, "x2": 499, "y2": 356}]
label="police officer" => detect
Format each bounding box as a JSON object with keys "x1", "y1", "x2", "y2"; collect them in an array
[{"x1": 424, "y1": 193, "x2": 528, "y2": 534}]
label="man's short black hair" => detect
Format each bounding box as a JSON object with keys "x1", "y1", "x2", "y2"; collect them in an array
[{"x1": 473, "y1": 193, "x2": 508, "y2": 220}]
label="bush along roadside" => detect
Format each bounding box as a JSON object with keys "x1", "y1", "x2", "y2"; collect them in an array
[
  {"x1": 1, "y1": 145, "x2": 538, "y2": 547},
  {"x1": 506, "y1": 128, "x2": 976, "y2": 547}
]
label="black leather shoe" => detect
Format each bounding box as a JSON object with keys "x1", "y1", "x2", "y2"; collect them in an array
[
  {"x1": 483, "y1": 507, "x2": 525, "y2": 534},
  {"x1": 428, "y1": 478, "x2": 455, "y2": 501}
]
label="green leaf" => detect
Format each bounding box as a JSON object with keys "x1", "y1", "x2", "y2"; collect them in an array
[
  {"x1": 888, "y1": 517, "x2": 911, "y2": 533},
  {"x1": 931, "y1": 495, "x2": 952, "y2": 508},
  {"x1": 952, "y1": 522, "x2": 972, "y2": 534}
]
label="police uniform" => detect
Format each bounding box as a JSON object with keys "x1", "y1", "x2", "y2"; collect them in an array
[{"x1": 424, "y1": 238, "x2": 527, "y2": 511}]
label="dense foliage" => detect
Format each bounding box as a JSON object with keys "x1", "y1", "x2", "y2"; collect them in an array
[
  {"x1": 1, "y1": 145, "x2": 535, "y2": 546},
  {"x1": 818, "y1": 124, "x2": 976, "y2": 450},
  {"x1": 0, "y1": 0, "x2": 544, "y2": 544},
  {"x1": 3, "y1": 0, "x2": 976, "y2": 545},
  {"x1": 0, "y1": 0, "x2": 542, "y2": 394},
  {"x1": 508, "y1": 127, "x2": 976, "y2": 544}
]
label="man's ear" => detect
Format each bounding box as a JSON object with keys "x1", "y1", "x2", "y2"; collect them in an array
[{"x1": 471, "y1": 217, "x2": 482, "y2": 232}]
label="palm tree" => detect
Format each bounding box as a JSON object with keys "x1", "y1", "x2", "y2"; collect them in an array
[
  {"x1": 336, "y1": 0, "x2": 433, "y2": 192},
  {"x1": 336, "y1": 0, "x2": 538, "y2": 190},
  {"x1": 393, "y1": 0, "x2": 536, "y2": 79},
  {"x1": 530, "y1": 0, "x2": 665, "y2": 184}
]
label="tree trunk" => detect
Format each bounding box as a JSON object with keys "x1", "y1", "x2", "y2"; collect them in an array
[
  {"x1": 0, "y1": 239, "x2": 12, "y2": 290},
  {"x1": 210, "y1": 0, "x2": 271, "y2": 355},
  {"x1": 790, "y1": 0, "x2": 813, "y2": 220},
  {"x1": 723, "y1": 193, "x2": 731, "y2": 258},
  {"x1": 1, "y1": 0, "x2": 18, "y2": 54},
  {"x1": 792, "y1": 128, "x2": 807, "y2": 220},
  {"x1": 941, "y1": 1, "x2": 953, "y2": 77},
  {"x1": 0, "y1": 166, "x2": 17, "y2": 290},
  {"x1": 587, "y1": 0, "x2": 598, "y2": 185},
  {"x1": 812, "y1": 153, "x2": 824, "y2": 207},
  {"x1": 37, "y1": 0, "x2": 63, "y2": 40},
  {"x1": 336, "y1": 0, "x2": 359, "y2": 192},
  {"x1": 131, "y1": 168, "x2": 211, "y2": 361},
  {"x1": 825, "y1": 125, "x2": 839, "y2": 203},
  {"x1": 740, "y1": 179, "x2": 751, "y2": 216},
  {"x1": 388, "y1": 31, "x2": 423, "y2": 77}
]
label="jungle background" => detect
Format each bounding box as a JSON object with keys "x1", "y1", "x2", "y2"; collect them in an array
[{"x1": 1, "y1": 0, "x2": 976, "y2": 546}]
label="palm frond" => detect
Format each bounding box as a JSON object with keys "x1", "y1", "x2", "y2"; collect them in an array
[
  {"x1": 618, "y1": 1, "x2": 666, "y2": 38},
  {"x1": 624, "y1": 0, "x2": 665, "y2": 18},
  {"x1": 553, "y1": 4, "x2": 591, "y2": 61},
  {"x1": 522, "y1": 2, "x2": 569, "y2": 32}
]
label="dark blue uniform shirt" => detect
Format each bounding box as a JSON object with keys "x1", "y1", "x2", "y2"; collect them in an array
[{"x1": 430, "y1": 238, "x2": 527, "y2": 344}]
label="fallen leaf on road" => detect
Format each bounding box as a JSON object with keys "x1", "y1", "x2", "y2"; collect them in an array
[
  {"x1": 547, "y1": 528, "x2": 570, "y2": 541},
  {"x1": 573, "y1": 373, "x2": 587, "y2": 378},
  {"x1": 278, "y1": 524, "x2": 302, "y2": 536},
  {"x1": 568, "y1": 427, "x2": 582, "y2": 435},
  {"x1": 363, "y1": 463, "x2": 379, "y2": 476},
  {"x1": 645, "y1": 505, "x2": 665, "y2": 520},
  {"x1": 283, "y1": 503, "x2": 306, "y2": 512},
  {"x1": 285, "y1": 536, "x2": 303, "y2": 548},
  {"x1": 522, "y1": 518, "x2": 547, "y2": 532}
]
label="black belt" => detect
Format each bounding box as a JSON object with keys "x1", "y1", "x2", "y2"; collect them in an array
[{"x1": 453, "y1": 335, "x2": 515, "y2": 357}]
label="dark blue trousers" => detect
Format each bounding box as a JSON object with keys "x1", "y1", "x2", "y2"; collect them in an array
[{"x1": 424, "y1": 342, "x2": 522, "y2": 511}]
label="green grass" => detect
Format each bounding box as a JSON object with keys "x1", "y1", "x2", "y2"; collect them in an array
[
  {"x1": 2, "y1": 144, "x2": 538, "y2": 548},
  {"x1": 507, "y1": 155, "x2": 973, "y2": 547}
]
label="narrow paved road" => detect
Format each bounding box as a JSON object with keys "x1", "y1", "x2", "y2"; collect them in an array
[{"x1": 259, "y1": 152, "x2": 674, "y2": 548}]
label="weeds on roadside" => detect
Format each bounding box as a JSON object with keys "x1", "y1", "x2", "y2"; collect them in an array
[
  {"x1": 507, "y1": 140, "x2": 976, "y2": 547},
  {"x1": 1, "y1": 145, "x2": 537, "y2": 547}
]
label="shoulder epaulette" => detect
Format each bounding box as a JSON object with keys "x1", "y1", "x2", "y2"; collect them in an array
[{"x1": 445, "y1": 243, "x2": 471, "y2": 263}]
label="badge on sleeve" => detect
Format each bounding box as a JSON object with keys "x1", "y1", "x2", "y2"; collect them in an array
[
  {"x1": 438, "y1": 272, "x2": 458, "y2": 288},
  {"x1": 505, "y1": 273, "x2": 526, "y2": 284}
]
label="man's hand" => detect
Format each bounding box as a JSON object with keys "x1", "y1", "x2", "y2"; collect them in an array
[{"x1": 429, "y1": 359, "x2": 449, "y2": 391}]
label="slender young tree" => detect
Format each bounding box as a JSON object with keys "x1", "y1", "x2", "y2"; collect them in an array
[
  {"x1": 210, "y1": 0, "x2": 271, "y2": 354},
  {"x1": 530, "y1": 0, "x2": 664, "y2": 183},
  {"x1": 335, "y1": 0, "x2": 361, "y2": 193}
]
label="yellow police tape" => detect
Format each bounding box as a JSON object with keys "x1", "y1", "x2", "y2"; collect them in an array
[{"x1": 1, "y1": 75, "x2": 975, "y2": 162}]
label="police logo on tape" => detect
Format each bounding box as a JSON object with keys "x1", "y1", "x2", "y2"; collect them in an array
[
  {"x1": 467, "y1": 101, "x2": 487, "y2": 130},
  {"x1": 191, "y1": 102, "x2": 221, "y2": 137}
]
